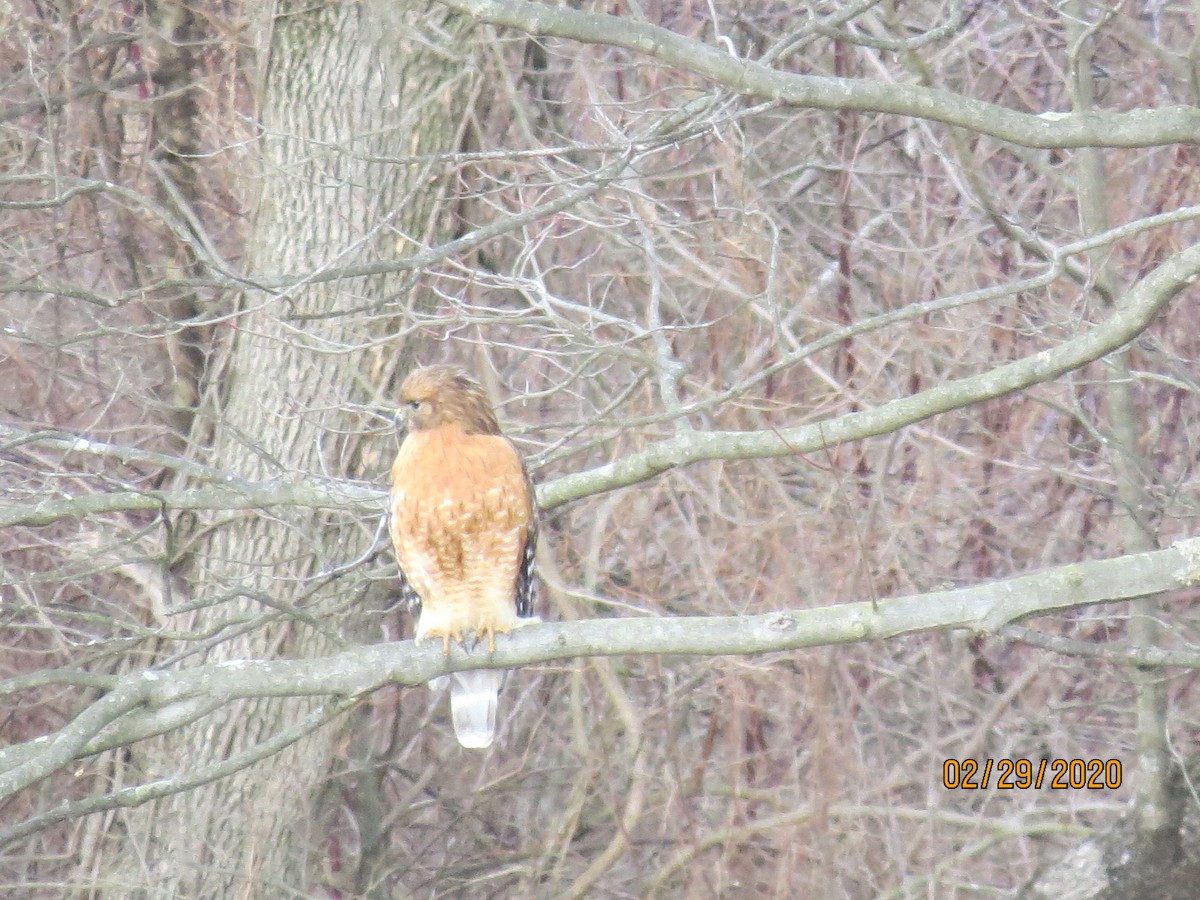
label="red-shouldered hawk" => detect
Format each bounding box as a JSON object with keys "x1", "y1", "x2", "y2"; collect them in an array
[{"x1": 388, "y1": 366, "x2": 537, "y2": 748}]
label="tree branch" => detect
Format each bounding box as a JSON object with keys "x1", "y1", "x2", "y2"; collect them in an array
[
  {"x1": 541, "y1": 236, "x2": 1200, "y2": 508},
  {"x1": 3, "y1": 536, "x2": 1198, "y2": 807},
  {"x1": 433, "y1": 0, "x2": 1200, "y2": 149},
  {"x1": 1000, "y1": 624, "x2": 1200, "y2": 667},
  {"x1": 6, "y1": 232, "x2": 1197, "y2": 527},
  {"x1": 0, "y1": 458, "x2": 381, "y2": 528},
  {"x1": 0, "y1": 696, "x2": 355, "y2": 851},
  {"x1": 0, "y1": 71, "x2": 149, "y2": 125}
]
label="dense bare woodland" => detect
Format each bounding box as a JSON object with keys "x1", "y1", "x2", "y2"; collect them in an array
[{"x1": 3, "y1": 0, "x2": 1200, "y2": 896}]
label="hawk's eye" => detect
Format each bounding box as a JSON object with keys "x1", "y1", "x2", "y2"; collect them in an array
[{"x1": 406, "y1": 399, "x2": 421, "y2": 409}]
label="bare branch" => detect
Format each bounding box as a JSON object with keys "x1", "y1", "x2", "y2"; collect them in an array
[
  {"x1": 0, "y1": 476, "x2": 382, "y2": 529},
  {"x1": 0, "y1": 71, "x2": 148, "y2": 125},
  {"x1": 433, "y1": 0, "x2": 1200, "y2": 149},
  {"x1": 1001, "y1": 625, "x2": 1200, "y2": 667},
  {"x1": 7, "y1": 222, "x2": 1196, "y2": 527},
  {"x1": 541, "y1": 236, "x2": 1200, "y2": 508},
  {"x1": 2, "y1": 536, "x2": 1197, "y2": 818},
  {"x1": 0, "y1": 697, "x2": 355, "y2": 851}
]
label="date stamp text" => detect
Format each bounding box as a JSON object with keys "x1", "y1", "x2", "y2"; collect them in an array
[{"x1": 942, "y1": 758, "x2": 1122, "y2": 790}]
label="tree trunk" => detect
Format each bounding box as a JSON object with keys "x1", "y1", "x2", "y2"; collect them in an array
[{"x1": 93, "y1": 2, "x2": 474, "y2": 895}]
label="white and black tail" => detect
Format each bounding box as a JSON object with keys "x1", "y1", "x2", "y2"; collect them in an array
[{"x1": 448, "y1": 670, "x2": 505, "y2": 748}]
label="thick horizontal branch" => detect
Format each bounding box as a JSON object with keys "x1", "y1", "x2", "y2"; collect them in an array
[
  {"x1": 3, "y1": 536, "x2": 1198, "y2": 804},
  {"x1": 434, "y1": 0, "x2": 1200, "y2": 149}
]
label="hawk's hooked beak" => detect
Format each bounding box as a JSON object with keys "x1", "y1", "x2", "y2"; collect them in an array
[{"x1": 395, "y1": 398, "x2": 421, "y2": 436}]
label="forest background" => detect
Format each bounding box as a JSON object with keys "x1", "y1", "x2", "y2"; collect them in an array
[{"x1": 3, "y1": 1, "x2": 1200, "y2": 897}]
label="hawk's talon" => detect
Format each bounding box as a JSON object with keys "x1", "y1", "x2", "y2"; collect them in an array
[{"x1": 475, "y1": 623, "x2": 509, "y2": 653}]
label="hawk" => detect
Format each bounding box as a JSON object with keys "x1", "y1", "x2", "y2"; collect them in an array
[{"x1": 388, "y1": 365, "x2": 537, "y2": 748}]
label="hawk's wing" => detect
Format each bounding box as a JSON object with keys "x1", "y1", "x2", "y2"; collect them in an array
[
  {"x1": 513, "y1": 496, "x2": 537, "y2": 619},
  {"x1": 392, "y1": 546, "x2": 423, "y2": 617}
]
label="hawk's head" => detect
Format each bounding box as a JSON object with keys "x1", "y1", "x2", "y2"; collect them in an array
[{"x1": 398, "y1": 365, "x2": 502, "y2": 436}]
